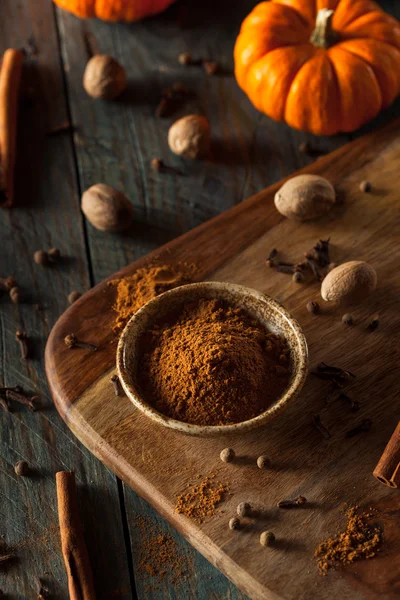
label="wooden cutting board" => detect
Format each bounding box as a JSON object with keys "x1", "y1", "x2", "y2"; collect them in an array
[{"x1": 45, "y1": 119, "x2": 400, "y2": 600}]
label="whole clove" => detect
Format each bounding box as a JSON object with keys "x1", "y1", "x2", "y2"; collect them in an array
[
  {"x1": 312, "y1": 414, "x2": 332, "y2": 440},
  {"x1": 367, "y1": 314, "x2": 379, "y2": 331},
  {"x1": 9, "y1": 286, "x2": 20, "y2": 303},
  {"x1": 6, "y1": 389, "x2": 37, "y2": 411},
  {"x1": 345, "y1": 419, "x2": 372, "y2": 438},
  {"x1": 64, "y1": 333, "x2": 97, "y2": 352},
  {"x1": 277, "y1": 495, "x2": 306, "y2": 508},
  {"x1": 0, "y1": 275, "x2": 17, "y2": 291},
  {"x1": 292, "y1": 271, "x2": 304, "y2": 283},
  {"x1": 339, "y1": 391, "x2": 360, "y2": 412},
  {"x1": 265, "y1": 248, "x2": 278, "y2": 267},
  {"x1": 311, "y1": 363, "x2": 355, "y2": 384},
  {"x1": 0, "y1": 396, "x2": 9, "y2": 412},
  {"x1": 151, "y1": 158, "x2": 183, "y2": 175},
  {"x1": 110, "y1": 374, "x2": 122, "y2": 396},
  {"x1": 15, "y1": 330, "x2": 29, "y2": 360}
]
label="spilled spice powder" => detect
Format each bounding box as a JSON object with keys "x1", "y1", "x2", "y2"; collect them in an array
[
  {"x1": 314, "y1": 506, "x2": 382, "y2": 575},
  {"x1": 109, "y1": 263, "x2": 195, "y2": 332},
  {"x1": 175, "y1": 473, "x2": 230, "y2": 523},
  {"x1": 138, "y1": 297, "x2": 291, "y2": 426},
  {"x1": 134, "y1": 515, "x2": 191, "y2": 587}
]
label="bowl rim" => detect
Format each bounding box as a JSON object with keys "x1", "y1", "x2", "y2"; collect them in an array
[{"x1": 116, "y1": 281, "x2": 308, "y2": 437}]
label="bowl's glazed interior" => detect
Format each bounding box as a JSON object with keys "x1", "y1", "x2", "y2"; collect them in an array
[{"x1": 117, "y1": 281, "x2": 308, "y2": 437}]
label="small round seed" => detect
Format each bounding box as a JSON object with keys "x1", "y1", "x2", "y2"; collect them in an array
[
  {"x1": 220, "y1": 448, "x2": 235, "y2": 463},
  {"x1": 292, "y1": 271, "x2": 304, "y2": 284},
  {"x1": 14, "y1": 460, "x2": 29, "y2": 476},
  {"x1": 151, "y1": 158, "x2": 162, "y2": 171},
  {"x1": 342, "y1": 313, "x2": 354, "y2": 326},
  {"x1": 34, "y1": 250, "x2": 49, "y2": 265},
  {"x1": 368, "y1": 314, "x2": 379, "y2": 330},
  {"x1": 260, "y1": 531, "x2": 275, "y2": 547},
  {"x1": 257, "y1": 455, "x2": 271, "y2": 469},
  {"x1": 237, "y1": 502, "x2": 251, "y2": 518},
  {"x1": 359, "y1": 180, "x2": 372, "y2": 193},
  {"x1": 306, "y1": 300, "x2": 320, "y2": 314},
  {"x1": 68, "y1": 290, "x2": 82, "y2": 304},
  {"x1": 229, "y1": 517, "x2": 240, "y2": 530}
]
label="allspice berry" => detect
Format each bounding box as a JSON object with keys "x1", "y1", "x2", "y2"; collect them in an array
[
  {"x1": 178, "y1": 52, "x2": 192, "y2": 65},
  {"x1": 257, "y1": 455, "x2": 271, "y2": 469},
  {"x1": 83, "y1": 55, "x2": 127, "y2": 100},
  {"x1": 342, "y1": 313, "x2": 354, "y2": 326},
  {"x1": 307, "y1": 300, "x2": 320, "y2": 314},
  {"x1": 220, "y1": 448, "x2": 235, "y2": 463},
  {"x1": 292, "y1": 271, "x2": 304, "y2": 284},
  {"x1": 237, "y1": 502, "x2": 251, "y2": 518},
  {"x1": 14, "y1": 460, "x2": 29, "y2": 476},
  {"x1": 34, "y1": 250, "x2": 49, "y2": 265},
  {"x1": 81, "y1": 184, "x2": 134, "y2": 232},
  {"x1": 359, "y1": 180, "x2": 372, "y2": 193},
  {"x1": 229, "y1": 517, "x2": 241, "y2": 531},
  {"x1": 168, "y1": 115, "x2": 210, "y2": 159},
  {"x1": 260, "y1": 531, "x2": 275, "y2": 547},
  {"x1": 68, "y1": 290, "x2": 82, "y2": 304}
]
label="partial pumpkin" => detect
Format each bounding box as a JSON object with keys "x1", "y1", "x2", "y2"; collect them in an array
[
  {"x1": 234, "y1": 1, "x2": 400, "y2": 135},
  {"x1": 53, "y1": 0, "x2": 176, "y2": 21}
]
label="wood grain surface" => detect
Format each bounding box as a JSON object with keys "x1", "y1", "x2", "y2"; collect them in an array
[
  {"x1": 2, "y1": 0, "x2": 400, "y2": 598},
  {"x1": 46, "y1": 118, "x2": 400, "y2": 600}
]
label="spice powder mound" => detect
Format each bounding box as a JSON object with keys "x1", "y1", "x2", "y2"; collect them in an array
[
  {"x1": 175, "y1": 473, "x2": 230, "y2": 523},
  {"x1": 134, "y1": 515, "x2": 191, "y2": 587},
  {"x1": 314, "y1": 506, "x2": 382, "y2": 575},
  {"x1": 138, "y1": 297, "x2": 291, "y2": 426},
  {"x1": 109, "y1": 263, "x2": 195, "y2": 332}
]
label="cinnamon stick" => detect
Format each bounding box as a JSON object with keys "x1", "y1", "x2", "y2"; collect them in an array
[
  {"x1": 373, "y1": 421, "x2": 400, "y2": 488},
  {"x1": 0, "y1": 49, "x2": 23, "y2": 208},
  {"x1": 56, "y1": 471, "x2": 96, "y2": 600}
]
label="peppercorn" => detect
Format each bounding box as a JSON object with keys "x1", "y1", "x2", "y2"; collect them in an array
[
  {"x1": 292, "y1": 271, "x2": 304, "y2": 284},
  {"x1": 342, "y1": 313, "x2": 354, "y2": 326},
  {"x1": 178, "y1": 52, "x2": 192, "y2": 65},
  {"x1": 260, "y1": 531, "x2": 275, "y2": 547},
  {"x1": 151, "y1": 158, "x2": 162, "y2": 171},
  {"x1": 48, "y1": 247, "x2": 61, "y2": 261},
  {"x1": 229, "y1": 517, "x2": 240, "y2": 531},
  {"x1": 220, "y1": 448, "x2": 235, "y2": 463},
  {"x1": 34, "y1": 250, "x2": 49, "y2": 265},
  {"x1": 307, "y1": 300, "x2": 320, "y2": 314},
  {"x1": 359, "y1": 180, "x2": 372, "y2": 193},
  {"x1": 68, "y1": 290, "x2": 82, "y2": 304},
  {"x1": 237, "y1": 502, "x2": 251, "y2": 518},
  {"x1": 257, "y1": 455, "x2": 271, "y2": 469},
  {"x1": 9, "y1": 286, "x2": 20, "y2": 304},
  {"x1": 14, "y1": 460, "x2": 29, "y2": 476}
]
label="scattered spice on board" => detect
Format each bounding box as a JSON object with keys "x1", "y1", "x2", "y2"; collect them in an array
[
  {"x1": 138, "y1": 297, "x2": 291, "y2": 425},
  {"x1": 267, "y1": 238, "x2": 332, "y2": 283},
  {"x1": 175, "y1": 473, "x2": 230, "y2": 523},
  {"x1": 134, "y1": 515, "x2": 191, "y2": 588},
  {"x1": 109, "y1": 263, "x2": 196, "y2": 332},
  {"x1": 314, "y1": 506, "x2": 382, "y2": 575}
]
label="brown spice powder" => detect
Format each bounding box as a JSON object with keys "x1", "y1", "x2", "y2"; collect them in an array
[
  {"x1": 314, "y1": 506, "x2": 382, "y2": 575},
  {"x1": 134, "y1": 515, "x2": 191, "y2": 587},
  {"x1": 109, "y1": 263, "x2": 195, "y2": 332},
  {"x1": 138, "y1": 297, "x2": 291, "y2": 426},
  {"x1": 175, "y1": 473, "x2": 230, "y2": 523}
]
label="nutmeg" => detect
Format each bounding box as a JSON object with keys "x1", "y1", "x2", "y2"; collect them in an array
[
  {"x1": 274, "y1": 174, "x2": 335, "y2": 221},
  {"x1": 321, "y1": 261, "x2": 377, "y2": 305},
  {"x1": 83, "y1": 55, "x2": 127, "y2": 100},
  {"x1": 81, "y1": 184, "x2": 134, "y2": 232},
  {"x1": 168, "y1": 115, "x2": 210, "y2": 159}
]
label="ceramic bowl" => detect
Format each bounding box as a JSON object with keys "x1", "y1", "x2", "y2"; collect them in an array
[{"x1": 117, "y1": 282, "x2": 308, "y2": 437}]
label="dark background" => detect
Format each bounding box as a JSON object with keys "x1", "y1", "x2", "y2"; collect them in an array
[{"x1": 1, "y1": 1, "x2": 399, "y2": 598}]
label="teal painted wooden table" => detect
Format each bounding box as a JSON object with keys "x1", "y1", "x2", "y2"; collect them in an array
[{"x1": 1, "y1": 1, "x2": 399, "y2": 598}]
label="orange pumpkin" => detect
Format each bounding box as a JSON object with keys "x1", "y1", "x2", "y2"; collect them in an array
[
  {"x1": 234, "y1": 1, "x2": 400, "y2": 135},
  {"x1": 53, "y1": 0, "x2": 177, "y2": 22}
]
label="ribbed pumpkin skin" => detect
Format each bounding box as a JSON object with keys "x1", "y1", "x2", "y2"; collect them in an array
[
  {"x1": 53, "y1": 0, "x2": 177, "y2": 22},
  {"x1": 234, "y1": 0, "x2": 400, "y2": 135}
]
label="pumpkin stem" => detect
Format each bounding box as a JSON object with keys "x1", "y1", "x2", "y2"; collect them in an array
[{"x1": 310, "y1": 9, "x2": 337, "y2": 49}]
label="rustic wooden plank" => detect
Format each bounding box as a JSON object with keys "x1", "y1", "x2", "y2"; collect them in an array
[
  {"x1": 53, "y1": 0, "x2": 400, "y2": 596},
  {"x1": 0, "y1": 2, "x2": 132, "y2": 598},
  {"x1": 46, "y1": 117, "x2": 400, "y2": 600}
]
